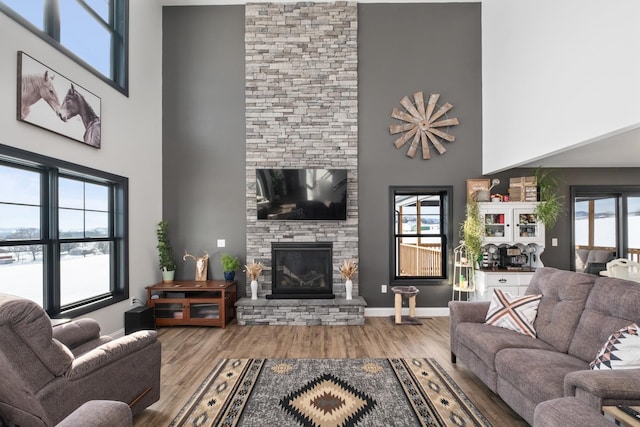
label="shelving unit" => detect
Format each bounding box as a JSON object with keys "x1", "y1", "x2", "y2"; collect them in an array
[
  {"x1": 452, "y1": 241, "x2": 475, "y2": 301},
  {"x1": 146, "y1": 280, "x2": 237, "y2": 328}
]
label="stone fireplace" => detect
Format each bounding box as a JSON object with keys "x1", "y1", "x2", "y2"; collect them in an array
[
  {"x1": 238, "y1": 2, "x2": 365, "y2": 325},
  {"x1": 269, "y1": 242, "x2": 334, "y2": 299}
]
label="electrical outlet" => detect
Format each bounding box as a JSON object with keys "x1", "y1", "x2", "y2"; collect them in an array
[
  {"x1": 381, "y1": 284, "x2": 387, "y2": 293},
  {"x1": 217, "y1": 239, "x2": 226, "y2": 248},
  {"x1": 552, "y1": 238, "x2": 558, "y2": 247},
  {"x1": 130, "y1": 297, "x2": 135, "y2": 306}
]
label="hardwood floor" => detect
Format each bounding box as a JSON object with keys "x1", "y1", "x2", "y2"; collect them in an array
[{"x1": 134, "y1": 316, "x2": 528, "y2": 426}]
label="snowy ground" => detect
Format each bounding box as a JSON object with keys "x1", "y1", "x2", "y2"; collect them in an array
[{"x1": 0, "y1": 254, "x2": 110, "y2": 306}]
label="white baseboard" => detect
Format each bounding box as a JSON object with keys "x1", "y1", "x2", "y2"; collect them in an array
[{"x1": 365, "y1": 307, "x2": 450, "y2": 317}]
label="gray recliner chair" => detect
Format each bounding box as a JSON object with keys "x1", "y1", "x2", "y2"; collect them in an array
[{"x1": 0, "y1": 293, "x2": 161, "y2": 426}]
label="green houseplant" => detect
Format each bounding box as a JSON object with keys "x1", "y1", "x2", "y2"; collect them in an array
[
  {"x1": 534, "y1": 168, "x2": 563, "y2": 229},
  {"x1": 221, "y1": 253, "x2": 241, "y2": 281},
  {"x1": 461, "y1": 198, "x2": 483, "y2": 265},
  {"x1": 156, "y1": 221, "x2": 176, "y2": 283}
]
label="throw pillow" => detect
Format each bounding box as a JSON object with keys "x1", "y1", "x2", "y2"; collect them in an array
[
  {"x1": 484, "y1": 290, "x2": 542, "y2": 337},
  {"x1": 590, "y1": 323, "x2": 640, "y2": 370}
]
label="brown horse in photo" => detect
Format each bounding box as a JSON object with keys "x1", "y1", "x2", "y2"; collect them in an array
[
  {"x1": 58, "y1": 84, "x2": 101, "y2": 148},
  {"x1": 20, "y1": 70, "x2": 61, "y2": 120}
]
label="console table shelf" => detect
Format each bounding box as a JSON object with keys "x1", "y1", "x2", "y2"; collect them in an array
[{"x1": 146, "y1": 280, "x2": 237, "y2": 328}]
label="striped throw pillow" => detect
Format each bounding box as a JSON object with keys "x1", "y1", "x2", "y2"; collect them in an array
[{"x1": 485, "y1": 290, "x2": 542, "y2": 337}]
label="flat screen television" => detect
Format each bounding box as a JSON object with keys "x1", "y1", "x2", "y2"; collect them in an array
[{"x1": 256, "y1": 169, "x2": 347, "y2": 220}]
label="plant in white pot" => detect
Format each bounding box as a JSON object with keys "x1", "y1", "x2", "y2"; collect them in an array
[
  {"x1": 221, "y1": 253, "x2": 241, "y2": 281},
  {"x1": 244, "y1": 261, "x2": 264, "y2": 300},
  {"x1": 156, "y1": 221, "x2": 176, "y2": 283}
]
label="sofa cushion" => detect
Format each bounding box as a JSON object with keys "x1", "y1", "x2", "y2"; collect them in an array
[
  {"x1": 485, "y1": 290, "x2": 542, "y2": 337},
  {"x1": 455, "y1": 322, "x2": 557, "y2": 372},
  {"x1": 568, "y1": 277, "x2": 640, "y2": 362},
  {"x1": 590, "y1": 323, "x2": 640, "y2": 370},
  {"x1": 526, "y1": 267, "x2": 596, "y2": 352},
  {"x1": 495, "y1": 348, "x2": 588, "y2": 407}
]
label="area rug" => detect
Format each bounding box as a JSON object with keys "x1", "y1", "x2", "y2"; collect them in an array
[{"x1": 169, "y1": 358, "x2": 492, "y2": 427}]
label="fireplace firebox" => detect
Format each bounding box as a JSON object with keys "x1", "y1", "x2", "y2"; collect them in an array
[{"x1": 268, "y1": 242, "x2": 334, "y2": 299}]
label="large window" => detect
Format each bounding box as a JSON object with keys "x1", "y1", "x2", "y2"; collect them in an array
[
  {"x1": 391, "y1": 186, "x2": 452, "y2": 284},
  {"x1": 0, "y1": 0, "x2": 128, "y2": 94},
  {"x1": 571, "y1": 186, "x2": 640, "y2": 274},
  {"x1": 0, "y1": 144, "x2": 128, "y2": 317}
]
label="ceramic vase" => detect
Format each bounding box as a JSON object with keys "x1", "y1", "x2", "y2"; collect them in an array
[
  {"x1": 161, "y1": 269, "x2": 175, "y2": 283},
  {"x1": 345, "y1": 279, "x2": 353, "y2": 300},
  {"x1": 250, "y1": 280, "x2": 258, "y2": 300}
]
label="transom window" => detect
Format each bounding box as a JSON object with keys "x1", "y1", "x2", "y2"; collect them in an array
[
  {"x1": 391, "y1": 186, "x2": 452, "y2": 284},
  {"x1": 0, "y1": 144, "x2": 128, "y2": 317},
  {"x1": 0, "y1": 0, "x2": 128, "y2": 94}
]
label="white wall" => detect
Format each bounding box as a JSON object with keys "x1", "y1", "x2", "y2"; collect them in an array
[
  {"x1": 0, "y1": 1, "x2": 163, "y2": 334},
  {"x1": 482, "y1": 0, "x2": 640, "y2": 173}
]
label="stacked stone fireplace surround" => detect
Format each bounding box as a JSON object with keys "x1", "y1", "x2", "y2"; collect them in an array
[{"x1": 237, "y1": 2, "x2": 365, "y2": 325}]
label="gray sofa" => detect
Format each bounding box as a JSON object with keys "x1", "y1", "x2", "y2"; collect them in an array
[
  {"x1": 449, "y1": 267, "x2": 640, "y2": 425},
  {"x1": 0, "y1": 293, "x2": 161, "y2": 426}
]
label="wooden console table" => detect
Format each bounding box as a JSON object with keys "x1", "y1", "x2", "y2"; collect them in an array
[{"x1": 146, "y1": 280, "x2": 237, "y2": 328}]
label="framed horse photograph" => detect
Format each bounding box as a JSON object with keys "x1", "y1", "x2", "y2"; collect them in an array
[{"x1": 17, "y1": 51, "x2": 102, "y2": 149}]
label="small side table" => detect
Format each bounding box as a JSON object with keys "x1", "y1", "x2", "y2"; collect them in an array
[
  {"x1": 603, "y1": 405, "x2": 640, "y2": 426},
  {"x1": 391, "y1": 286, "x2": 421, "y2": 325}
]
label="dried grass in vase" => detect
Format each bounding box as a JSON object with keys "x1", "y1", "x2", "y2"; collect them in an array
[
  {"x1": 244, "y1": 262, "x2": 264, "y2": 281},
  {"x1": 339, "y1": 260, "x2": 357, "y2": 280}
]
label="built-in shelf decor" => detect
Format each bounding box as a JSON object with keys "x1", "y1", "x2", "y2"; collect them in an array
[{"x1": 390, "y1": 91, "x2": 459, "y2": 159}]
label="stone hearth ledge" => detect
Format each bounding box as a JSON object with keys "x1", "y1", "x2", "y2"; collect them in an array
[{"x1": 235, "y1": 296, "x2": 366, "y2": 326}]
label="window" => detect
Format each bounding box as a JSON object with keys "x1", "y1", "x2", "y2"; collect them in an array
[
  {"x1": 0, "y1": 144, "x2": 128, "y2": 317},
  {"x1": 391, "y1": 186, "x2": 452, "y2": 284},
  {"x1": 571, "y1": 186, "x2": 640, "y2": 274},
  {"x1": 0, "y1": 0, "x2": 128, "y2": 94}
]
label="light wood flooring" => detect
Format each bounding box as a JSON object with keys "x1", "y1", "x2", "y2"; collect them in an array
[{"x1": 134, "y1": 316, "x2": 528, "y2": 426}]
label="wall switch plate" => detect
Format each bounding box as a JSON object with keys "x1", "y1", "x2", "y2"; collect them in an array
[
  {"x1": 552, "y1": 238, "x2": 558, "y2": 247},
  {"x1": 217, "y1": 239, "x2": 226, "y2": 248},
  {"x1": 381, "y1": 284, "x2": 387, "y2": 293}
]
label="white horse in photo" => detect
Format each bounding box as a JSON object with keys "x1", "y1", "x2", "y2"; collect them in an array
[
  {"x1": 58, "y1": 84, "x2": 101, "y2": 148},
  {"x1": 20, "y1": 70, "x2": 61, "y2": 120}
]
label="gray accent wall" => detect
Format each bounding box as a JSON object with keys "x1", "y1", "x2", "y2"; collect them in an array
[
  {"x1": 162, "y1": 6, "x2": 247, "y2": 288},
  {"x1": 162, "y1": 3, "x2": 482, "y2": 305},
  {"x1": 358, "y1": 4, "x2": 483, "y2": 307}
]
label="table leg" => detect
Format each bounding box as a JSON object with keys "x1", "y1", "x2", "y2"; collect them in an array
[
  {"x1": 395, "y1": 293, "x2": 402, "y2": 324},
  {"x1": 409, "y1": 295, "x2": 416, "y2": 318}
]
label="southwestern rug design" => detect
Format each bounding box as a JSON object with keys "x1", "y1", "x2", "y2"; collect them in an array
[{"x1": 169, "y1": 358, "x2": 492, "y2": 427}]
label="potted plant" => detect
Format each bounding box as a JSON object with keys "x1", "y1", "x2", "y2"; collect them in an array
[
  {"x1": 534, "y1": 167, "x2": 563, "y2": 229},
  {"x1": 156, "y1": 220, "x2": 176, "y2": 283},
  {"x1": 461, "y1": 198, "x2": 483, "y2": 266},
  {"x1": 221, "y1": 253, "x2": 241, "y2": 281}
]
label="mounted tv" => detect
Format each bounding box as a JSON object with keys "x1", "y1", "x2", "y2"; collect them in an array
[{"x1": 257, "y1": 169, "x2": 347, "y2": 220}]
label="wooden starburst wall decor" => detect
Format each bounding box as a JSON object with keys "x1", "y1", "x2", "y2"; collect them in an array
[{"x1": 389, "y1": 92, "x2": 460, "y2": 159}]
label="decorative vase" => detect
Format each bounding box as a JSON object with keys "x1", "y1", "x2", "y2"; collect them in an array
[
  {"x1": 224, "y1": 271, "x2": 236, "y2": 281},
  {"x1": 161, "y1": 269, "x2": 175, "y2": 283},
  {"x1": 250, "y1": 280, "x2": 258, "y2": 300},
  {"x1": 345, "y1": 279, "x2": 353, "y2": 300}
]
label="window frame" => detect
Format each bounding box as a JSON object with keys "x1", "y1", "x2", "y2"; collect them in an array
[
  {"x1": 389, "y1": 185, "x2": 453, "y2": 286},
  {"x1": 0, "y1": 144, "x2": 129, "y2": 318},
  {"x1": 0, "y1": 0, "x2": 129, "y2": 95},
  {"x1": 570, "y1": 185, "x2": 640, "y2": 271}
]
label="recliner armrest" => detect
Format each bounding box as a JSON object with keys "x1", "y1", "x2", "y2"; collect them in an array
[
  {"x1": 53, "y1": 318, "x2": 101, "y2": 349},
  {"x1": 66, "y1": 330, "x2": 158, "y2": 379},
  {"x1": 565, "y1": 369, "x2": 640, "y2": 406},
  {"x1": 56, "y1": 400, "x2": 132, "y2": 427}
]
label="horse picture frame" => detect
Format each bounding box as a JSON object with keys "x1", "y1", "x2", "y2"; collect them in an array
[{"x1": 17, "y1": 51, "x2": 102, "y2": 149}]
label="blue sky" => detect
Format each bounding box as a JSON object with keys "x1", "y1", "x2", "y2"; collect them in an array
[{"x1": 3, "y1": 0, "x2": 111, "y2": 77}]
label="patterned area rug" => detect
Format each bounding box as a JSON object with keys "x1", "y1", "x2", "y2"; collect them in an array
[{"x1": 169, "y1": 358, "x2": 491, "y2": 427}]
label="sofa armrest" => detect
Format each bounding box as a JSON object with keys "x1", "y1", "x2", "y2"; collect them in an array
[
  {"x1": 53, "y1": 318, "x2": 101, "y2": 349},
  {"x1": 448, "y1": 301, "x2": 490, "y2": 362},
  {"x1": 565, "y1": 369, "x2": 640, "y2": 407},
  {"x1": 56, "y1": 400, "x2": 131, "y2": 427},
  {"x1": 66, "y1": 330, "x2": 158, "y2": 379}
]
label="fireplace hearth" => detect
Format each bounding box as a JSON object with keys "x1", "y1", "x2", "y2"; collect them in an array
[{"x1": 268, "y1": 242, "x2": 334, "y2": 299}]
